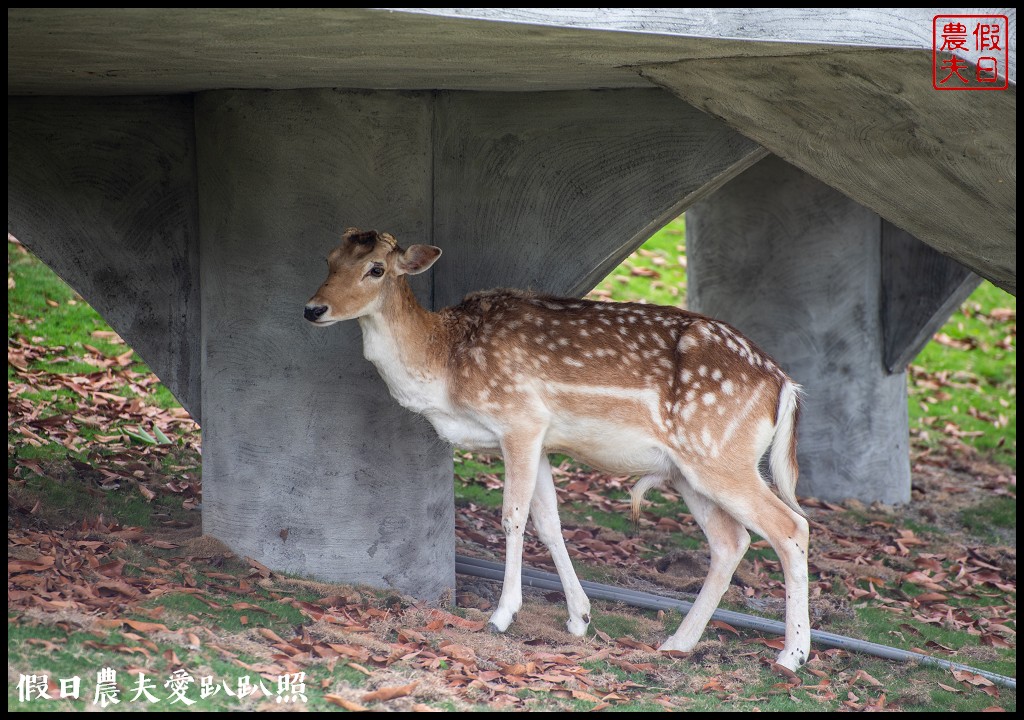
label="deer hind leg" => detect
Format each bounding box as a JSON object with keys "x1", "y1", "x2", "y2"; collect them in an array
[
  {"x1": 487, "y1": 429, "x2": 545, "y2": 633},
  {"x1": 694, "y1": 468, "x2": 811, "y2": 671},
  {"x1": 660, "y1": 471, "x2": 750, "y2": 653},
  {"x1": 530, "y1": 456, "x2": 591, "y2": 636}
]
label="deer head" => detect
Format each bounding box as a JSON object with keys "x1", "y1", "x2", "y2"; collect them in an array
[{"x1": 304, "y1": 228, "x2": 441, "y2": 325}]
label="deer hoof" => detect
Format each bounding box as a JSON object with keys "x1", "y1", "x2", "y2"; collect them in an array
[
  {"x1": 566, "y1": 615, "x2": 590, "y2": 636},
  {"x1": 775, "y1": 648, "x2": 808, "y2": 672}
]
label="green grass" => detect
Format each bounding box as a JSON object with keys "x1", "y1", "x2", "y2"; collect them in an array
[
  {"x1": 8, "y1": 240, "x2": 186, "y2": 434},
  {"x1": 455, "y1": 480, "x2": 504, "y2": 509},
  {"x1": 8, "y1": 544, "x2": 375, "y2": 711},
  {"x1": 454, "y1": 453, "x2": 504, "y2": 479},
  {"x1": 14, "y1": 473, "x2": 158, "y2": 528},
  {"x1": 960, "y1": 496, "x2": 1017, "y2": 542},
  {"x1": 586, "y1": 609, "x2": 650, "y2": 640},
  {"x1": 140, "y1": 588, "x2": 304, "y2": 635},
  {"x1": 852, "y1": 607, "x2": 1016, "y2": 678},
  {"x1": 589, "y1": 216, "x2": 688, "y2": 307},
  {"x1": 454, "y1": 454, "x2": 505, "y2": 508},
  {"x1": 564, "y1": 505, "x2": 636, "y2": 535},
  {"x1": 8, "y1": 243, "x2": 146, "y2": 375},
  {"x1": 908, "y1": 281, "x2": 1016, "y2": 468}
]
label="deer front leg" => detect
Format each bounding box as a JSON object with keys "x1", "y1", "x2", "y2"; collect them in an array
[
  {"x1": 487, "y1": 430, "x2": 545, "y2": 633},
  {"x1": 531, "y1": 455, "x2": 591, "y2": 636}
]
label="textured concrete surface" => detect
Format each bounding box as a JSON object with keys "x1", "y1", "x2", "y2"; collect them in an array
[
  {"x1": 400, "y1": 8, "x2": 1015, "y2": 81},
  {"x1": 432, "y1": 90, "x2": 765, "y2": 306},
  {"x1": 687, "y1": 156, "x2": 911, "y2": 505},
  {"x1": 196, "y1": 89, "x2": 455, "y2": 601},
  {"x1": 644, "y1": 50, "x2": 1016, "y2": 294},
  {"x1": 882, "y1": 222, "x2": 981, "y2": 373},
  {"x1": 8, "y1": 8, "x2": 1015, "y2": 93},
  {"x1": 8, "y1": 8, "x2": 1015, "y2": 292},
  {"x1": 7, "y1": 96, "x2": 202, "y2": 419}
]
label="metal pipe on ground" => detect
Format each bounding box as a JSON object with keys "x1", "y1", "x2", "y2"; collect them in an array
[{"x1": 455, "y1": 554, "x2": 1016, "y2": 690}]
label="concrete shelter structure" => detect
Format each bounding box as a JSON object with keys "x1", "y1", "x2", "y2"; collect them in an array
[{"x1": 8, "y1": 8, "x2": 1016, "y2": 601}]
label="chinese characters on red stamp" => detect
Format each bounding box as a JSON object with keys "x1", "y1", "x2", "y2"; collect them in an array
[{"x1": 933, "y1": 15, "x2": 1010, "y2": 90}]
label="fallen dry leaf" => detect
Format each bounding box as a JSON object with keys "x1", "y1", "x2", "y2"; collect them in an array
[
  {"x1": 851, "y1": 669, "x2": 883, "y2": 687},
  {"x1": 362, "y1": 681, "x2": 419, "y2": 703},
  {"x1": 424, "y1": 608, "x2": 487, "y2": 632},
  {"x1": 769, "y1": 663, "x2": 801, "y2": 686},
  {"x1": 231, "y1": 602, "x2": 270, "y2": 613},
  {"x1": 325, "y1": 694, "x2": 368, "y2": 711},
  {"x1": 710, "y1": 619, "x2": 740, "y2": 636},
  {"x1": 258, "y1": 628, "x2": 286, "y2": 643}
]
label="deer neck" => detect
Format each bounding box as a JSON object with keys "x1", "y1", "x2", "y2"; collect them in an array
[{"x1": 357, "y1": 277, "x2": 447, "y2": 410}]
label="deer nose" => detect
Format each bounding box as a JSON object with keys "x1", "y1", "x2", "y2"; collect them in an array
[{"x1": 304, "y1": 305, "x2": 329, "y2": 322}]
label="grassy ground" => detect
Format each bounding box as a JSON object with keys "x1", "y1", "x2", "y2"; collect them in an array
[
  {"x1": 907, "y1": 281, "x2": 1016, "y2": 468},
  {"x1": 8, "y1": 225, "x2": 1016, "y2": 711}
]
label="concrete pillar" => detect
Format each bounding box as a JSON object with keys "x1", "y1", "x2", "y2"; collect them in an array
[
  {"x1": 195, "y1": 89, "x2": 455, "y2": 601},
  {"x1": 687, "y1": 156, "x2": 911, "y2": 505},
  {"x1": 8, "y1": 96, "x2": 201, "y2": 419},
  {"x1": 881, "y1": 221, "x2": 981, "y2": 373}
]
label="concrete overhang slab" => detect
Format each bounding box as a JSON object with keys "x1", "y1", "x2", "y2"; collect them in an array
[
  {"x1": 11, "y1": 8, "x2": 1010, "y2": 95},
  {"x1": 8, "y1": 7, "x2": 1017, "y2": 294}
]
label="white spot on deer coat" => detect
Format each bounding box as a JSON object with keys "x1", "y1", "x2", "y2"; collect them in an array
[
  {"x1": 678, "y1": 334, "x2": 697, "y2": 352},
  {"x1": 682, "y1": 402, "x2": 696, "y2": 421}
]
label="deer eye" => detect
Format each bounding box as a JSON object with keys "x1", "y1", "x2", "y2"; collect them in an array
[{"x1": 368, "y1": 265, "x2": 385, "y2": 278}]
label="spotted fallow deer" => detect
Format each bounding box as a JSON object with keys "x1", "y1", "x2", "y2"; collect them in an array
[{"x1": 305, "y1": 228, "x2": 811, "y2": 671}]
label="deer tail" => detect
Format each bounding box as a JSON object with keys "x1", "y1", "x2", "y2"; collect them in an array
[{"x1": 770, "y1": 380, "x2": 805, "y2": 517}]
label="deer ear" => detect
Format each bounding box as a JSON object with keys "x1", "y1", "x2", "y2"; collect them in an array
[{"x1": 395, "y1": 244, "x2": 442, "y2": 276}]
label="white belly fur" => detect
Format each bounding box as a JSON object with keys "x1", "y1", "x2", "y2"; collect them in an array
[
  {"x1": 429, "y1": 411, "x2": 668, "y2": 476},
  {"x1": 543, "y1": 415, "x2": 671, "y2": 476}
]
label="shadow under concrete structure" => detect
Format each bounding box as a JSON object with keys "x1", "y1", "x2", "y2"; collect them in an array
[{"x1": 8, "y1": 8, "x2": 1015, "y2": 601}]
